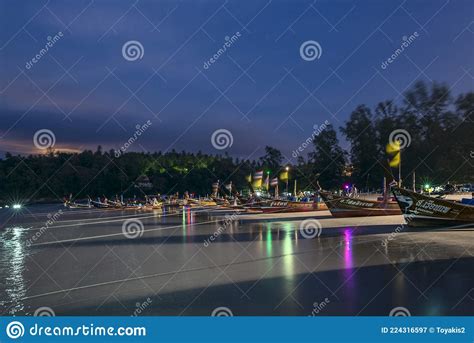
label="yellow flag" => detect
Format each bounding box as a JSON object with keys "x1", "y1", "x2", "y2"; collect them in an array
[
  {"x1": 252, "y1": 179, "x2": 262, "y2": 188},
  {"x1": 387, "y1": 141, "x2": 401, "y2": 167},
  {"x1": 389, "y1": 152, "x2": 401, "y2": 167},
  {"x1": 245, "y1": 174, "x2": 252, "y2": 183},
  {"x1": 386, "y1": 141, "x2": 401, "y2": 154},
  {"x1": 279, "y1": 171, "x2": 288, "y2": 181}
]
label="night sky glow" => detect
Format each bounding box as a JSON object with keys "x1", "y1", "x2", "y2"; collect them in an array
[{"x1": 1, "y1": 0, "x2": 473, "y2": 159}]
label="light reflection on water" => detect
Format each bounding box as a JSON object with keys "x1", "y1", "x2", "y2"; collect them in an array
[
  {"x1": 181, "y1": 208, "x2": 196, "y2": 242},
  {"x1": 0, "y1": 206, "x2": 470, "y2": 316},
  {"x1": 282, "y1": 223, "x2": 295, "y2": 279},
  {"x1": 0, "y1": 226, "x2": 27, "y2": 314},
  {"x1": 260, "y1": 222, "x2": 298, "y2": 294},
  {"x1": 343, "y1": 229, "x2": 353, "y2": 270},
  {"x1": 342, "y1": 228, "x2": 355, "y2": 309},
  {"x1": 265, "y1": 223, "x2": 272, "y2": 256}
]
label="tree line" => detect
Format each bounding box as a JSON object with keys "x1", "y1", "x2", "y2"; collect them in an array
[{"x1": 0, "y1": 80, "x2": 472, "y2": 202}]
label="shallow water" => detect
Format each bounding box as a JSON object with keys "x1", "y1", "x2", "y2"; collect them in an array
[{"x1": 0, "y1": 205, "x2": 473, "y2": 316}]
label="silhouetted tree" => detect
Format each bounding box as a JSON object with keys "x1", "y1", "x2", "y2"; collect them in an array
[
  {"x1": 259, "y1": 146, "x2": 283, "y2": 176},
  {"x1": 341, "y1": 105, "x2": 381, "y2": 190},
  {"x1": 0, "y1": 80, "x2": 472, "y2": 202},
  {"x1": 309, "y1": 125, "x2": 345, "y2": 189}
]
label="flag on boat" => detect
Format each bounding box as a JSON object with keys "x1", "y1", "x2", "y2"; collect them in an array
[
  {"x1": 264, "y1": 175, "x2": 269, "y2": 190},
  {"x1": 389, "y1": 180, "x2": 398, "y2": 187},
  {"x1": 252, "y1": 178, "x2": 262, "y2": 188},
  {"x1": 279, "y1": 171, "x2": 288, "y2": 181},
  {"x1": 389, "y1": 152, "x2": 400, "y2": 167},
  {"x1": 212, "y1": 182, "x2": 219, "y2": 196},
  {"x1": 386, "y1": 141, "x2": 401, "y2": 154},
  {"x1": 386, "y1": 141, "x2": 401, "y2": 167},
  {"x1": 270, "y1": 177, "x2": 278, "y2": 186},
  {"x1": 253, "y1": 170, "x2": 263, "y2": 180},
  {"x1": 245, "y1": 174, "x2": 252, "y2": 183}
]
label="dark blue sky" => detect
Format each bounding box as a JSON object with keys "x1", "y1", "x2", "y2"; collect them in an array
[{"x1": 1, "y1": 0, "x2": 473, "y2": 161}]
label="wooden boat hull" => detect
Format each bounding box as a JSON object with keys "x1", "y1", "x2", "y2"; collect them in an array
[
  {"x1": 65, "y1": 202, "x2": 92, "y2": 209},
  {"x1": 144, "y1": 204, "x2": 162, "y2": 210},
  {"x1": 246, "y1": 200, "x2": 324, "y2": 213},
  {"x1": 392, "y1": 187, "x2": 474, "y2": 227},
  {"x1": 197, "y1": 200, "x2": 218, "y2": 207},
  {"x1": 90, "y1": 201, "x2": 110, "y2": 209},
  {"x1": 318, "y1": 192, "x2": 401, "y2": 218}
]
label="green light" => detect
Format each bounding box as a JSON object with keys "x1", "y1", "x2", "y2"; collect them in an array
[
  {"x1": 424, "y1": 184, "x2": 430, "y2": 189},
  {"x1": 266, "y1": 224, "x2": 272, "y2": 256}
]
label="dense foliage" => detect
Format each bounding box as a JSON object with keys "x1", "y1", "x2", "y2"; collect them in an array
[
  {"x1": 341, "y1": 81, "x2": 473, "y2": 189},
  {"x1": 0, "y1": 81, "x2": 472, "y2": 202}
]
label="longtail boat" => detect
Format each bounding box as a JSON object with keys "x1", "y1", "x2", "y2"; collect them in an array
[
  {"x1": 392, "y1": 187, "x2": 474, "y2": 227},
  {"x1": 90, "y1": 200, "x2": 110, "y2": 208},
  {"x1": 144, "y1": 198, "x2": 162, "y2": 210},
  {"x1": 318, "y1": 191, "x2": 401, "y2": 218},
  {"x1": 64, "y1": 200, "x2": 92, "y2": 209},
  {"x1": 245, "y1": 199, "x2": 326, "y2": 213}
]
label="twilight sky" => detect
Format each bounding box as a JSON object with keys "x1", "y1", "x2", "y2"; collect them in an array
[{"x1": 0, "y1": 0, "x2": 473, "y2": 161}]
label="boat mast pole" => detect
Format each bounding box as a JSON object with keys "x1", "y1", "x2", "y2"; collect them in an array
[
  {"x1": 398, "y1": 150, "x2": 402, "y2": 187},
  {"x1": 412, "y1": 171, "x2": 416, "y2": 192}
]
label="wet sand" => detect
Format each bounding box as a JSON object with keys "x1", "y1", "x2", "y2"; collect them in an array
[{"x1": 0, "y1": 205, "x2": 473, "y2": 316}]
